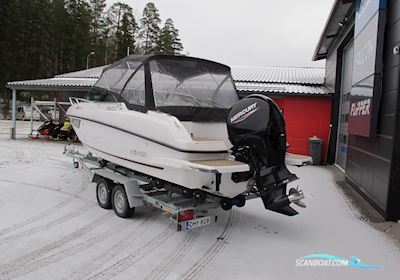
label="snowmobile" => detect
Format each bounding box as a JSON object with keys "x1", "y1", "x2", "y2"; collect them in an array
[{"x1": 57, "y1": 119, "x2": 78, "y2": 142}]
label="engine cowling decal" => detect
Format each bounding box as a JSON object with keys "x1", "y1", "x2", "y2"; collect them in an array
[{"x1": 230, "y1": 102, "x2": 258, "y2": 124}]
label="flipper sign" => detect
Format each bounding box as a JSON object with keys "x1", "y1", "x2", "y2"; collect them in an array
[{"x1": 348, "y1": 0, "x2": 386, "y2": 137}]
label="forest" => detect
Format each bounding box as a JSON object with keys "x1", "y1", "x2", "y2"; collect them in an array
[{"x1": 0, "y1": 0, "x2": 184, "y2": 111}]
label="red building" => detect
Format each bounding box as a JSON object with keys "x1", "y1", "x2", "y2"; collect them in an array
[{"x1": 232, "y1": 66, "x2": 332, "y2": 159}]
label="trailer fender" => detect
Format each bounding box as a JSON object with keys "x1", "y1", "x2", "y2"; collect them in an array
[
  {"x1": 124, "y1": 180, "x2": 145, "y2": 208},
  {"x1": 92, "y1": 174, "x2": 103, "y2": 184}
]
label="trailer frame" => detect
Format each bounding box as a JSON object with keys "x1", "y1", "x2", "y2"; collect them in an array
[{"x1": 64, "y1": 144, "x2": 221, "y2": 231}]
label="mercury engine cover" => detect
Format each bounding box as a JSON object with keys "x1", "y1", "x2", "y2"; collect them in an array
[{"x1": 227, "y1": 94, "x2": 299, "y2": 216}]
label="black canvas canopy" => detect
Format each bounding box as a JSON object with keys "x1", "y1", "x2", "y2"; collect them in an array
[{"x1": 88, "y1": 55, "x2": 239, "y2": 122}]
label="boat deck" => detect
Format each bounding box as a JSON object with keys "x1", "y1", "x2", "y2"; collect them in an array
[
  {"x1": 190, "y1": 159, "x2": 247, "y2": 167},
  {"x1": 191, "y1": 136, "x2": 218, "y2": 141}
]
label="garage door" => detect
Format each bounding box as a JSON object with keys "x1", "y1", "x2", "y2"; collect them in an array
[{"x1": 336, "y1": 40, "x2": 353, "y2": 169}]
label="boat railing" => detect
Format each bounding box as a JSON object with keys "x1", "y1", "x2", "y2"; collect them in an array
[{"x1": 69, "y1": 97, "x2": 94, "y2": 105}]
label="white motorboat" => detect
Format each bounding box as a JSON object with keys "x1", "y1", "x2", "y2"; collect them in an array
[{"x1": 67, "y1": 55, "x2": 305, "y2": 215}]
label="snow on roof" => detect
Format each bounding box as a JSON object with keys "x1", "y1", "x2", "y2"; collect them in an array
[
  {"x1": 232, "y1": 66, "x2": 326, "y2": 85},
  {"x1": 235, "y1": 82, "x2": 330, "y2": 95},
  {"x1": 6, "y1": 78, "x2": 96, "y2": 91},
  {"x1": 55, "y1": 65, "x2": 326, "y2": 85},
  {"x1": 55, "y1": 66, "x2": 107, "y2": 79}
]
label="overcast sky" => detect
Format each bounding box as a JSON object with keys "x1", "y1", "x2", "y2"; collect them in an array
[{"x1": 107, "y1": 0, "x2": 335, "y2": 68}]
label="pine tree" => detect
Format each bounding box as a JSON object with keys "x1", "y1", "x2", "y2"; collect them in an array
[
  {"x1": 14, "y1": 0, "x2": 52, "y2": 79},
  {"x1": 116, "y1": 11, "x2": 138, "y2": 59},
  {"x1": 88, "y1": 0, "x2": 107, "y2": 66},
  {"x1": 0, "y1": 0, "x2": 20, "y2": 116},
  {"x1": 0, "y1": 0, "x2": 185, "y2": 117},
  {"x1": 102, "y1": 15, "x2": 114, "y2": 65},
  {"x1": 50, "y1": 0, "x2": 74, "y2": 74},
  {"x1": 139, "y1": 2, "x2": 161, "y2": 54},
  {"x1": 157, "y1": 18, "x2": 183, "y2": 55},
  {"x1": 65, "y1": 0, "x2": 92, "y2": 70},
  {"x1": 105, "y1": 2, "x2": 137, "y2": 62}
]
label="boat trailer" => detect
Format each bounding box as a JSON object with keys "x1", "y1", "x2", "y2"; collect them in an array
[{"x1": 64, "y1": 145, "x2": 222, "y2": 231}]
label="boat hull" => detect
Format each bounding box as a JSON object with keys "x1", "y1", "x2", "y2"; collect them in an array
[{"x1": 68, "y1": 102, "x2": 250, "y2": 198}]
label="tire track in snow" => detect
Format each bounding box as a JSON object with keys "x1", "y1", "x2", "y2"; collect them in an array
[
  {"x1": 0, "y1": 142, "x2": 47, "y2": 172},
  {"x1": 85, "y1": 224, "x2": 177, "y2": 280},
  {"x1": 0, "y1": 175, "x2": 91, "y2": 237},
  {"x1": 0, "y1": 211, "x2": 156, "y2": 280},
  {"x1": 0, "y1": 151, "x2": 34, "y2": 171},
  {"x1": 0, "y1": 148, "x2": 33, "y2": 169},
  {"x1": 0, "y1": 179, "x2": 93, "y2": 204},
  {"x1": 0, "y1": 212, "x2": 112, "y2": 273},
  {"x1": 0, "y1": 197, "x2": 75, "y2": 237},
  {"x1": 66, "y1": 210, "x2": 162, "y2": 280},
  {"x1": 0, "y1": 140, "x2": 75, "y2": 176},
  {"x1": 0, "y1": 203, "x2": 93, "y2": 246},
  {"x1": 180, "y1": 209, "x2": 240, "y2": 280},
  {"x1": 144, "y1": 227, "x2": 203, "y2": 280}
]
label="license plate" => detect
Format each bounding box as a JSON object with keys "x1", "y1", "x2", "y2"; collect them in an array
[{"x1": 183, "y1": 216, "x2": 211, "y2": 230}]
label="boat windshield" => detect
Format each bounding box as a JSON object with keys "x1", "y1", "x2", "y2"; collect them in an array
[
  {"x1": 149, "y1": 59, "x2": 239, "y2": 109},
  {"x1": 94, "y1": 61, "x2": 142, "y2": 94}
]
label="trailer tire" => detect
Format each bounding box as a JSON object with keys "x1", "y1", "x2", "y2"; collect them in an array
[
  {"x1": 193, "y1": 190, "x2": 206, "y2": 202},
  {"x1": 112, "y1": 185, "x2": 134, "y2": 218},
  {"x1": 220, "y1": 198, "x2": 232, "y2": 211},
  {"x1": 96, "y1": 179, "x2": 112, "y2": 209},
  {"x1": 235, "y1": 195, "x2": 246, "y2": 207},
  {"x1": 99, "y1": 159, "x2": 107, "y2": 168},
  {"x1": 182, "y1": 188, "x2": 193, "y2": 198}
]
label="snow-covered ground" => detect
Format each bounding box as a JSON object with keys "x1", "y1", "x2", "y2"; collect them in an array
[{"x1": 0, "y1": 121, "x2": 399, "y2": 280}]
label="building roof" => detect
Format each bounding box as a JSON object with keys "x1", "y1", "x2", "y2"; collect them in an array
[
  {"x1": 7, "y1": 64, "x2": 331, "y2": 96},
  {"x1": 231, "y1": 66, "x2": 325, "y2": 85},
  {"x1": 313, "y1": 0, "x2": 355, "y2": 60},
  {"x1": 6, "y1": 78, "x2": 96, "y2": 91},
  {"x1": 53, "y1": 65, "x2": 327, "y2": 85},
  {"x1": 55, "y1": 66, "x2": 106, "y2": 79},
  {"x1": 235, "y1": 82, "x2": 331, "y2": 96}
]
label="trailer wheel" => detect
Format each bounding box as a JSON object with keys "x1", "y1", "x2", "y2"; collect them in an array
[
  {"x1": 220, "y1": 198, "x2": 232, "y2": 211},
  {"x1": 182, "y1": 188, "x2": 193, "y2": 198},
  {"x1": 112, "y1": 185, "x2": 134, "y2": 218},
  {"x1": 193, "y1": 190, "x2": 206, "y2": 202},
  {"x1": 235, "y1": 195, "x2": 246, "y2": 208},
  {"x1": 73, "y1": 161, "x2": 79, "y2": 169},
  {"x1": 96, "y1": 179, "x2": 112, "y2": 209},
  {"x1": 99, "y1": 159, "x2": 107, "y2": 168}
]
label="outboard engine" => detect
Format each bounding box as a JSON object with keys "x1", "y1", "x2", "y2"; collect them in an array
[{"x1": 227, "y1": 94, "x2": 304, "y2": 216}]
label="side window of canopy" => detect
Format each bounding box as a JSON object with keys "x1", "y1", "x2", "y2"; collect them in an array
[
  {"x1": 149, "y1": 59, "x2": 239, "y2": 109},
  {"x1": 121, "y1": 65, "x2": 145, "y2": 106},
  {"x1": 95, "y1": 61, "x2": 140, "y2": 94}
]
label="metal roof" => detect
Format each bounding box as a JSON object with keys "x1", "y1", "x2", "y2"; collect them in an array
[
  {"x1": 7, "y1": 78, "x2": 96, "y2": 91},
  {"x1": 231, "y1": 66, "x2": 325, "y2": 85},
  {"x1": 54, "y1": 65, "x2": 326, "y2": 85},
  {"x1": 55, "y1": 66, "x2": 106, "y2": 79},
  {"x1": 235, "y1": 82, "x2": 331, "y2": 95},
  {"x1": 7, "y1": 65, "x2": 331, "y2": 96}
]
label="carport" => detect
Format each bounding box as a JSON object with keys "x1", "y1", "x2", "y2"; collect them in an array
[{"x1": 6, "y1": 67, "x2": 103, "y2": 139}]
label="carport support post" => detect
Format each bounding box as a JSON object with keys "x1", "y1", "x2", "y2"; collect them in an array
[
  {"x1": 11, "y1": 89, "x2": 16, "y2": 139},
  {"x1": 54, "y1": 97, "x2": 57, "y2": 120},
  {"x1": 30, "y1": 97, "x2": 34, "y2": 135}
]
